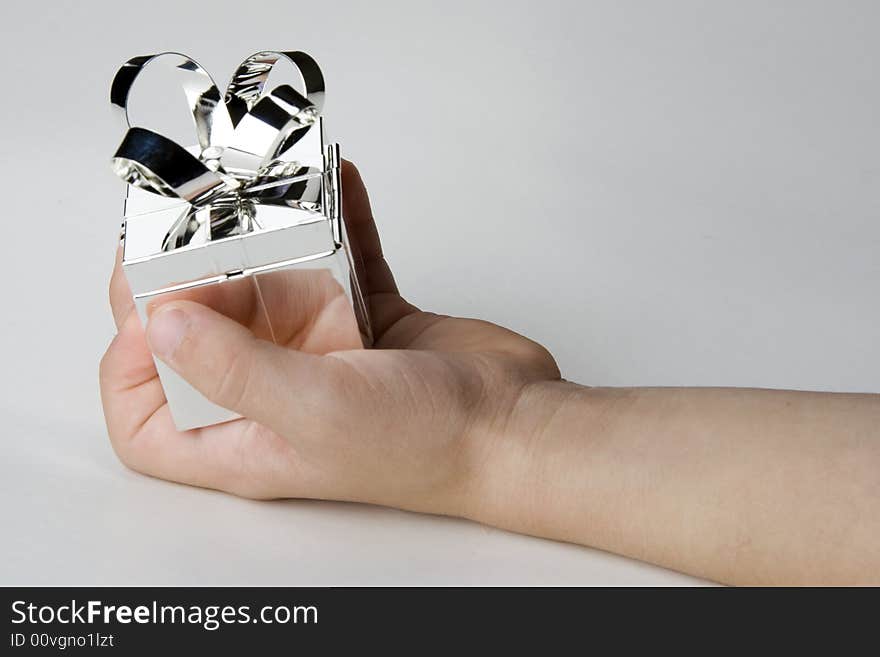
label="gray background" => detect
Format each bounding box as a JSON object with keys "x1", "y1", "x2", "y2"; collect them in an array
[{"x1": 0, "y1": 0, "x2": 876, "y2": 584}]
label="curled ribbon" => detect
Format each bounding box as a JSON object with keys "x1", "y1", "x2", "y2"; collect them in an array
[{"x1": 111, "y1": 51, "x2": 330, "y2": 251}]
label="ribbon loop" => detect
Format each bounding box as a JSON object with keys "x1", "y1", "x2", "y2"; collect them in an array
[
  {"x1": 225, "y1": 51, "x2": 325, "y2": 127},
  {"x1": 111, "y1": 52, "x2": 230, "y2": 152},
  {"x1": 110, "y1": 50, "x2": 329, "y2": 251}
]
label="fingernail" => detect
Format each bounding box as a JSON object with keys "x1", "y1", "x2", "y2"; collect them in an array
[{"x1": 147, "y1": 307, "x2": 189, "y2": 361}]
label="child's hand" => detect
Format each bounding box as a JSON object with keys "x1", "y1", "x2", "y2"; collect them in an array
[
  {"x1": 101, "y1": 162, "x2": 880, "y2": 585},
  {"x1": 99, "y1": 162, "x2": 560, "y2": 515}
]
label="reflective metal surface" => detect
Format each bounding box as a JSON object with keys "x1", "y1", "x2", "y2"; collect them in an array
[{"x1": 111, "y1": 50, "x2": 372, "y2": 430}]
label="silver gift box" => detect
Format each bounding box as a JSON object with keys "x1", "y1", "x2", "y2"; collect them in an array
[{"x1": 111, "y1": 51, "x2": 371, "y2": 430}]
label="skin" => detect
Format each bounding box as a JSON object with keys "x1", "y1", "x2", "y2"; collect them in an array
[{"x1": 100, "y1": 162, "x2": 880, "y2": 586}]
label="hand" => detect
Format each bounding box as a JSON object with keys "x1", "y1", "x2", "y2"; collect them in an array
[
  {"x1": 101, "y1": 162, "x2": 880, "y2": 584},
  {"x1": 100, "y1": 161, "x2": 560, "y2": 516}
]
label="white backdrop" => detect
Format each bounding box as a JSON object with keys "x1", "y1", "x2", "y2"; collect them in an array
[{"x1": 0, "y1": 0, "x2": 876, "y2": 584}]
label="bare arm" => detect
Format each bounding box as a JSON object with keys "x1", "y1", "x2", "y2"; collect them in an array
[{"x1": 473, "y1": 384, "x2": 880, "y2": 585}]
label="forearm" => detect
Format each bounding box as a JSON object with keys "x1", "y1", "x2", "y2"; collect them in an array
[{"x1": 469, "y1": 383, "x2": 880, "y2": 585}]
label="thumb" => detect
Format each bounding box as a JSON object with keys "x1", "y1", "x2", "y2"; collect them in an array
[{"x1": 145, "y1": 300, "x2": 341, "y2": 425}]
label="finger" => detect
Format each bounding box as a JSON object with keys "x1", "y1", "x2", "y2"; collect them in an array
[
  {"x1": 341, "y1": 160, "x2": 399, "y2": 296},
  {"x1": 99, "y1": 308, "x2": 163, "y2": 443},
  {"x1": 117, "y1": 405, "x2": 292, "y2": 500},
  {"x1": 341, "y1": 161, "x2": 419, "y2": 337},
  {"x1": 109, "y1": 246, "x2": 135, "y2": 330},
  {"x1": 144, "y1": 300, "x2": 345, "y2": 428},
  {"x1": 100, "y1": 306, "x2": 288, "y2": 498}
]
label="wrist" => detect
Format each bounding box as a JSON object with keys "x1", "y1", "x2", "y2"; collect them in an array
[
  {"x1": 458, "y1": 379, "x2": 647, "y2": 555},
  {"x1": 458, "y1": 379, "x2": 595, "y2": 529}
]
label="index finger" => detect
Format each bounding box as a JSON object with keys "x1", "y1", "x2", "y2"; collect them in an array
[{"x1": 110, "y1": 245, "x2": 135, "y2": 330}]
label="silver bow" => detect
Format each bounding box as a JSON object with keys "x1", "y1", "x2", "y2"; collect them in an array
[{"x1": 111, "y1": 51, "x2": 328, "y2": 251}]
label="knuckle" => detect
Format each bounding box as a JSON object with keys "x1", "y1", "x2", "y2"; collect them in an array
[
  {"x1": 112, "y1": 442, "x2": 136, "y2": 469},
  {"x1": 98, "y1": 350, "x2": 110, "y2": 382},
  {"x1": 210, "y1": 344, "x2": 254, "y2": 411},
  {"x1": 109, "y1": 271, "x2": 126, "y2": 310},
  {"x1": 105, "y1": 427, "x2": 137, "y2": 470},
  {"x1": 109, "y1": 268, "x2": 120, "y2": 298},
  {"x1": 98, "y1": 340, "x2": 117, "y2": 385}
]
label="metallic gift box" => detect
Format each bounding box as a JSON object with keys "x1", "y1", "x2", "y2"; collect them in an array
[{"x1": 111, "y1": 51, "x2": 371, "y2": 430}]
